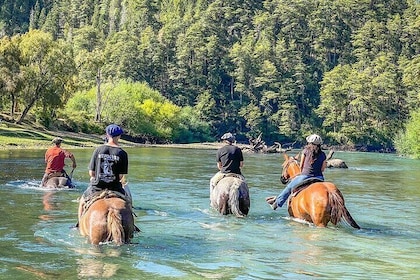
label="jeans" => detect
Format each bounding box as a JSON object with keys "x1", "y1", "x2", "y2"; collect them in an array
[{"x1": 275, "y1": 174, "x2": 324, "y2": 207}]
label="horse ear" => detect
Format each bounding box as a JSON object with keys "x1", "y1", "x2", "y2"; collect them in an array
[
  {"x1": 294, "y1": 152, "x2": 300, "y2": 159},
  {"x1": 283, "y1": 153, "x2": 289, "y2": 161}
]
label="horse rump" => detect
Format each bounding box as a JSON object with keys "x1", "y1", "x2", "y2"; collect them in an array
[
  {"x1": 44, "y1": 176, "x2": 74, "y2": 188},
  {"x1": 211, "y1": 176, "x2": 250, "y2": 217},
  {"x1": 79, "y1": 195, "x2": 137, "y2": 245}
]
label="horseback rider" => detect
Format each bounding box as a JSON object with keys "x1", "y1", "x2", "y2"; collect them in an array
[
  {"x1": 267, "y1": 134, "x2": 327, "y2": 210},
  {"x1": 210, "y1": 132, "x2": 245, "y2": 190},
  {"x1": 41, "y1": 137, "x2": 76, "y2": 187},
  {"x1": 78, "y1": 124, "x2": 129, "y2": 220}
]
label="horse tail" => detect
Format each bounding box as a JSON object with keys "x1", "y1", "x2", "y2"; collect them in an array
[
  {"x1": 228, "y1": 180, "x2": 245, "y2": 218},
  {"x1": 329, "y1": 188, "x2": 360, "y2": 229},
  {"x1": 342, "y1": 207, "x2": 360, "y2": 229},
  {"x1": 106, "y1": 208, "x2": 125, "y2": 245}
]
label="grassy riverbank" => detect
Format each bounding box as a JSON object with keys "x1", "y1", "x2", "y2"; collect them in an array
[
  {"x1": 0, "y1": 121, "x2": 103, "y2": 149},
  {"x1": 0, "y1": 120, "x2": 226, "y2": 150}
]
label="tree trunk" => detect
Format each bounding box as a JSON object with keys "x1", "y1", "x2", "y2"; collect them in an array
[
  {"x1": 16, "y1": 97, "x2": 36, "y2": 124},
  {"x1": 95, "y1": 68, "x2": 102, "y2": 123},
  {"x1": 10, "y1": 93, "x2": 16, "y2": 117}
]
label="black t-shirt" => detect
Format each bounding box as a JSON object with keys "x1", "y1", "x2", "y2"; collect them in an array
[
  {"x1": 216, "y1": 144, "x2": 243, "y2": 174},
  {"x1": 88, "y1": 145, "x2": 128, "y2": 189},
  {"x1": 301, "y1": 147, "x2": 326, "y2": 177}
]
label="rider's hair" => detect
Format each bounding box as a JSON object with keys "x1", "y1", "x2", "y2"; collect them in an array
[{"x1": 305, "y1": 143, "x2": 321, "y2": 164}]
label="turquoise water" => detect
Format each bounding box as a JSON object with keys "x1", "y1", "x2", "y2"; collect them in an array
[{"x1": 0, "y1": 147, "x2": 419, "y2": 279}]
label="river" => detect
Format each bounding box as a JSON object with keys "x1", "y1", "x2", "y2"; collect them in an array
[{"x1": 0, "y1": 147, "x2": 419, "y2": 279}]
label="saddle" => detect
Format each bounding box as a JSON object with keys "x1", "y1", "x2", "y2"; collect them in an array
[
  {"x1": 214, "y1": 172, "x2": 245, "y2": 186},
  {"x1": 82, "y1": 189, "x2": 131, "y2": 216},
  {"x1": 290, "y1": 177, "x2": 324, "y2": 197},
  {"x1": 47, "y1": 171, "x2": 67, "y2": 179},
  {"x1": 77, "y1": 189, "x2": 140, "y2": 232}
]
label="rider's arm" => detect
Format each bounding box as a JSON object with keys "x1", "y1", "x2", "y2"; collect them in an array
[
  {"x1": 69, "y1": 153, "x2": 77, "y2": 168},
  {"x1": 63, "y1": 149, "x2": 77, "y2": 169},
  {"x1": 89, "y1": 170, "x2": 95, "y2": 181},
  {"x1": 321, "y1": 160, "x2": 327, "y2": 172},
  {"x1": 299, "y1": 153, "x2": 306, "y2": 170}
]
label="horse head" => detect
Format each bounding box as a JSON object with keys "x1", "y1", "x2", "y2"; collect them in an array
[{"x1": 280, "y1": 153, "x2": 301, "y2": 184}]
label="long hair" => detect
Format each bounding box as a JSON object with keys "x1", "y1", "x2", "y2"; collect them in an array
[{"x1": 305, "y1": 143, "x2": 321, "y2": 164}]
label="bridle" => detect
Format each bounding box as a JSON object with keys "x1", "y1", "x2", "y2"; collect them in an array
[{"x1": 280, "y1": 156, "x2": 301, "y2": 184}]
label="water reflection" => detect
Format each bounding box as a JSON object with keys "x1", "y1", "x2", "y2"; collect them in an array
[
  {"x1": 77, "y1": 258, "x2": 119, "y2": 278},
  {"x1": 42, "y1": 191, "x2": 55, "y2": 211},
  {"x1": 39, "y1": 191, "x2": 56, "y2": 221}
]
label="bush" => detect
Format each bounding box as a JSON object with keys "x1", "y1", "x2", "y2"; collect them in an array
[{"x1": 395, "y1": 110, "x2": 420, "y2": 159}]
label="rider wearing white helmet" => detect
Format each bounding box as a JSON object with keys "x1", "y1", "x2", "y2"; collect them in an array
[{"x1": 267, "y1": 133, "x2": 327, "y2": 210}]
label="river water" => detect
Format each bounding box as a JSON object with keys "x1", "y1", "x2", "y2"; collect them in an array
[{"x1": 0, "y1": 147, "x2": 419, "y2": 279}]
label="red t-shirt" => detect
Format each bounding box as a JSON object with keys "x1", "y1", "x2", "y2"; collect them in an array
[{"x1": 45, "y1": 146, "x2": 71, "y2": 173}]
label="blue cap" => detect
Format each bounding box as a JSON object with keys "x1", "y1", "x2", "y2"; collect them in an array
[{"x1": 106, "y1": 124, "x2": 124, "y2": 137}]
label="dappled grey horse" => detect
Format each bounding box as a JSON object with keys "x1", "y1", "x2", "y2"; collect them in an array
[{"x1": 210, "y1": 176, "x2": 250, "y2": 217}]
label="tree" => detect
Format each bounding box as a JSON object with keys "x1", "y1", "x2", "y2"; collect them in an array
[
  {"x1": 395, "y1": 109, "x2": 420, "y2": 158},
  {"x1": 0, "y1": 35, "x2": 23, "y2": 116},
  {"x1": 15, "y1": 30, "x2": 76, "y2": 123}
]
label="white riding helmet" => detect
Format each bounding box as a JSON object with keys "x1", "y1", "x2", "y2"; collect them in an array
[
  {"x1": 306, "y1": 134, "x2": 323, "y2": 145},
  {"x1": 221, "y1": 132, "x2": 235, "y2": 142}
]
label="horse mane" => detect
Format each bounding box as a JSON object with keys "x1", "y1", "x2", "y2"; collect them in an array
[{"x1": 281, "y1": 155, "x2": 301, "y2": 182}]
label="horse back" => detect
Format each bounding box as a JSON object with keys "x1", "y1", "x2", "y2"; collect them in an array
[
  {"x1": 211, "y1": 176, "x2": 250, "y2": 217},
  {"x1": 79, "y1": 197, "x2": 135, "y2": 245},
  {"x1": 288, "y1": 182, "x2": 332, "y2": 226}
]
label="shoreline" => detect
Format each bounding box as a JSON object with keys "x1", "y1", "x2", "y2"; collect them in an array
[{"x1": 0, "y1": 122, "x2": 396, "y2": 153}]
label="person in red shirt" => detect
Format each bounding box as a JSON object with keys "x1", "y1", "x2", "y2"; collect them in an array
[{"x1": 41, "y1": 137, "x2": 77, "y2": 187}]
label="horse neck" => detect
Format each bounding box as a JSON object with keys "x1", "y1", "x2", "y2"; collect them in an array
[{"x1": 288, "y1": 161, "x2": 301, "y2": 178}]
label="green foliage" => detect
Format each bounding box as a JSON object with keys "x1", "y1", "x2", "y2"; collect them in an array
[
  {"x1": 173, "y1": 106, "x2": 213, "y2": 143},
  {"x1": 0, "y1": 35, "x2": 22, "y2": 116},
  {"x1": 0, "y1": 30, "x2": 76, "y2": 124},
  {"x1": 63, "y1": 80, "x2": 194, "y2": 141},
  {"x1": 395, "y1": 109, "x2": 420, "y2": 158},
  {"x1": 1, "y1": 0, "x2": 420, "y2": 149},
  {"x1": 60, "y1": 89, "x2": 98, "y2": 132}
]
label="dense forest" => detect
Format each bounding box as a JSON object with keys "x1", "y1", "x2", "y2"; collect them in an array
[{"x1": 0, "y1": 0, "x2": 419, "y2": 156}]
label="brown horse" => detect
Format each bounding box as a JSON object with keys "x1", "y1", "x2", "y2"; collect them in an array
[
  {"x1": 43, "y1": 176, "x2": 74, "y2": 188},
  {"x1": 41, "y1": 169, "x2": 75, "y2": 188},
  {"x1": 266, "y1": 153, "x2": 360, "y2": 229},
  {"x1": 78, "y1": 190, "x2": 137, "y2": 245},
  {"x1": 210, "y1": 175, "x2": 250, "y2": 217}
]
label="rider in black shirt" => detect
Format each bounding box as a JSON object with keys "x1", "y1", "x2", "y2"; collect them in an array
[{"x1": 78, "y1": 124, "x2": 128, "y2": 221}]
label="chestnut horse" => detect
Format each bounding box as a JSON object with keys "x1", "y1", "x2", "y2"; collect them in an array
[
  {"x1": 210, "y1": 175, "x2": 250, "y2": 217},
  {"x1": 267, "y1": 153, "x2": 360, "y2": 229},
  {"x1": 78, "y1": 190, "x2": 137, "y2": 245}
]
